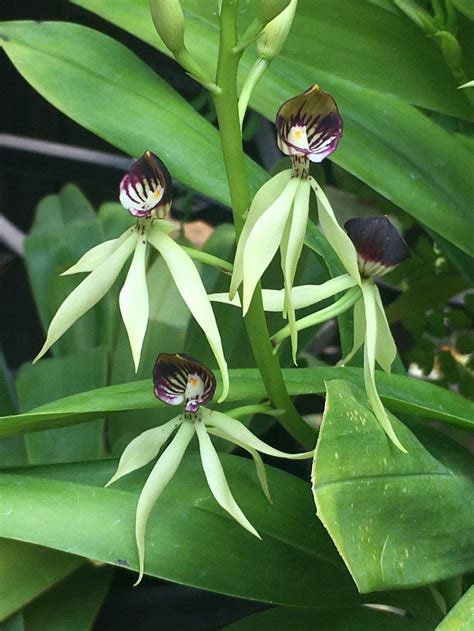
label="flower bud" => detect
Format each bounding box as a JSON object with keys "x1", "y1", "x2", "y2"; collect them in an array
[
  {"x1": 344, "y1": 216, "x2": 410, "y2": 278},
  {"x1": 257, "y1": 0, "x2": 297, "y2": 61},
  {"x1": 393, "y1": 0, "x2": 437, "y2": 35},
  {"x1": 153, "y1": 353, "x2": 216, "y2": 413},
  {"x1": 259, "y1": 0, "x2": 291, "y2": 24},
  {"x1": 436, "y1": 31, "x2": 462, "y2": 74},
  {"x1": 150, "y1": 0, "x2": 185, "y2": 55},
  {"x1": 119, "y1": 151, "x2": 172, "y2": 218}
]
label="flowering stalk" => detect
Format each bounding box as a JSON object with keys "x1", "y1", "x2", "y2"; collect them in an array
[
  {"x1": 213, "y1": 0, "x2": 314, "y2": 447},
  {"x1": 106, "y1": 353, "x2": 314, "y2": 584}
]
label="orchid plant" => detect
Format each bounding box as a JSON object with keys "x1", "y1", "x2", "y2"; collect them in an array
[{"x1": 107, "y1": 352, "x2": 313, "y2": 584}]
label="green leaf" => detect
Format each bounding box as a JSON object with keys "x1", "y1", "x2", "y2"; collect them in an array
[
  {"x1": 15, "y1": 347, "x2": 107, "y2": 464},
  {"x1": 435, "y1": 586, "x2": 474, "y2": 631},
  {"x1": 71, "y1": 0, "x2": 472, "y2": 119},
  {"x1": 2, "y1": 365, "x2": 473, "y2": 438},
  {"x1": 0, "y1": 351, "x2": 26, "y2": 466},
  {"x1": 226, "y1": 605, "x2": 430, "y2": 630},
  {"x1": 70, "y1": 0, "x2": 474, "y2": 254},
  {"x1": 0, "y1": 539, "x2": 82, "y2": 622},
  {"x1": 0, "y1": 455, "x2": 361, "y2": 607},
  {"x1": 452, "y1": 0, "x2": 474, "y2": 21},
  {"x1": 0, "y1": 21, "x2": 265, "y2": 206},
  {"x1": 313, "y1": 380, "x2": 474, "y2": 592},
  {"x1": 23, "y1": 565, "x2": 113, "y2": 631}
]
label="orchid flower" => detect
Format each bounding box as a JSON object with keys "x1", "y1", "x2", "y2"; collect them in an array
[
  {"x1": 33, "y1": 151, "x2": 229, "y2": 400},
  {"x1": 219, "y1": 216, "x2": 410, "y2": 452},
  {"x1": 106, "y1": 352, "x2": 314, "y2": 585},
  {"x1": 230, "y1": 85, "x2": 360, "y2": 362}
]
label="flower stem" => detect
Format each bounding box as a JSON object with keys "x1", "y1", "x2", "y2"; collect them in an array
[
  {"x1": 212, "y1": 0, "x2": 314, "y2": 447},
  {"x1": 181, "y1": 246, "x2": 233, "y2": 274}
]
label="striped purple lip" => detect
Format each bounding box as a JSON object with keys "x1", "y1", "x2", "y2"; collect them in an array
[
  {"x1": 344, "y1": 216, "x2": 410, "y2": 278},
  {"x1": 153, "y1": 353, "x2": 216, "y2": 413},
  {"x1": 119, "y1": 151, "x2": 172, "y2": 218},
  {"x1": 275, "y1": 85, "x2": 343, "y2": 164}
]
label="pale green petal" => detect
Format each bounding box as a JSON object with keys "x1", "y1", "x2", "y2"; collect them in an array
[
  {"x1": 362, "y1": 283, "x2": 406, "y2": 453},
  {"x1": 61, "y1": 228, "x2": 135, "y2": 275},
  {"x1": 242, "y1": 178, "x2": 300, "y2": 314},
  {"x1": 134, "y1": 420, "x2": 195, "y2": 585},
  {"x1": 229, "y1": 169, "x2": 292, "y2": 300},
  {"x1": 339, "y1": 296, "x2": 365, "y2": 366},
  {"x1": 34, "y1": 232, "x2": 137, "y2": 363},
  {"x1": 119, "y1": 237, "x2": 149, "y2": 372},
  {"x1": 207, "y1": 426, "x2": 272, "y2": 503},
  {"x1": 195, "y1": 421, "x2": 260, "y2": 538},
  {"x1": 309, "y1": 176, "x2": 360, "y2": 283},
  {"x1": 280, "y1": 179, "x2": 311, "y2": 363},
  {"x1": 147, "y1": 228, "x2": 229, "y2": 402},
  {"x1": 202, "y1": 408, "x2": 315, "y2": 459},
  {"x1": 210, "y1": 274, "x2": 356, "y2": 312},
  {"x1": 373, "y1": 285, "x2": 397, "y2": 374},
  {"x1": 105, "y1": 416, "x2": 181, "y2": 487}
]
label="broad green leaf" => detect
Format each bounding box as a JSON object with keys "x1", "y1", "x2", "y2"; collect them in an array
[
  {"x1": 227, "y1": 605, "x2": 430, "y2": 630},
  {"x1": 23, "y1": 564, "x2": 113, "y2": 631},
  {"x1": 71, "y1": 0, "x2": 474, "y2": 254},
  {"x1": 16, "y1": 347, "x2": 107, "y2": 464},
  {"x1": 0, "y1": 455, "x2": 361, "y2": 607},
  {"x1": 0, "y1": 21, "x2": 265, "y2": 206},
  {"x1": 435, "y1": 586, "x2": 474, "y2": 631},
  {"x1": 2, "y1": 365, "x2": 474, "y2": 437},
  {"x1": 313, "y1": 380, "x2": 474, "y2": 592},
  {"x1": 23, "y1": 184, "x2": 109, "y2": 358},
  {"x1": 0, "y1": 539, "x2": 82, "y2": 622}
]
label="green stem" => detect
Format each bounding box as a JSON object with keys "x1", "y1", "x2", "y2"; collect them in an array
[
  {"x1": 181, "y1": 246, "x2": 233, "y2": 274},
  {"x1": 272, "y1": 286, "x2": 362, "y2": 348},
  {"x1": 226, "y1": 403, "x2": 281, "y2": 419},
  {"x1": 212, "y1": 0, "x2": 314, "y2": 447}
]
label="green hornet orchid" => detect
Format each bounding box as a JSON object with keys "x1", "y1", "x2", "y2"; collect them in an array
[
  {"x1": 33, "y1": 151, "x2": 229, "y2": 401},
  {"x1": 230, "y1": 86, "x2": 361, "y2": 362},
  {"x1": 218, "y1": 216, "x2": 410, "y2": 452},
  {"x1": 106, "y1": 352, "x2": 314, "y2": 585}
]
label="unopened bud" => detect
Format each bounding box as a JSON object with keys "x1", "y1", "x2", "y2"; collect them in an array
[
  {"x1": 259, "y1": 0, "x2": 291, "y2": 25},
  {"x1": 436, "y1": 31, "x2": 462, "y2": 73},
  {"x1": 257, "y1": 0, "x2": 297, "y2": 61},
  {"x1": 150, "y1": 0, "x2": 185, "y2": 55}
]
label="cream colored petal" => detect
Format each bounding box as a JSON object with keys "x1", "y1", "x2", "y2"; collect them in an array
[
  {"x1": 134, "y1": 421, "x2": 195, "y2": 586},
  {"x1": 373, "y1": 285, "x2": 397, "y2": 374},
  {"x1": 34, "y1": 232, "x2": 137, "y2": 363},
  {"x1": 105, "y1": 416, "x2": 181, "y2": 487},
  {"x1": 339, "y1": 296, "x2": 365, "y2": 366},
  {"x1": 210, "y1": 274, "x2": 356, "y2": 312},
  {"x1": 61, "y1": 228, "x2": 135, "y2": 275},
  {"x1": 119, "y1": 237, "x2": 149, "y2": 372},
  {"x1": 242, "y1": 178, "x2": 300, "y2": 314},
  {"x1": 229, "y1": 169, "x2": 292, "y2": 300},
  {"x1": 309, "y1": 177, "x2": 360, "y2": 283},
  {"x1": 202, "y1": 408, "x2": 315, "y2": 459},
  {"x1": 280, "y1": 179, "x2": 311, "y2": 362},
  {"x1": 195, "y1": 421, "x2": 260, "y2": 538},
  {"x1": 362, "y1": 283, "x2": 406, "y2": 453},
  {"x1": 207, "y1": 426, "x2": 272, "y2": 503},
  {"x1": 147, "y1": 228, "x2": 229, "y2": 402}
]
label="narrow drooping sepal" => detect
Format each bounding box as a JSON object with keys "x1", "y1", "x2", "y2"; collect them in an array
[
  {"x1": 119, "y1": 151, "x2": 172, "y2": 218},
  {"x1": 134, "y1": 421, "x2": 195, "y2": 585},
  {"x1": 153, "y1": 353, "x2": 216, "y2": 413},
  {"x1": 275, "y1": 85, "x2": 343, "y2": 163},
  {"x1": 345, "y1": 216, "x2": 410, "y2": 278},
  {"x1": 147, "y1": 227, "x2": 229, "y2": 401}
]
